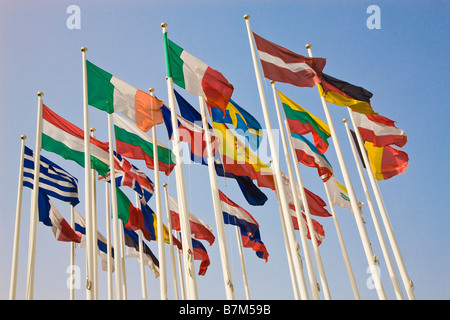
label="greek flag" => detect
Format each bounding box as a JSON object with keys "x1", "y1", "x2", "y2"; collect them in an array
[{"x1": 23, "y1": 146, "x2": 80, "y2": 206}]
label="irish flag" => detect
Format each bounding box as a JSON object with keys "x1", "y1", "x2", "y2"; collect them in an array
[
  {"x1": 112, "y1": 114, "x2": 176, "y2": 176},
  {"x1": 278, "y1": 89, "x2": 331, "y2": 154},
  {"x1": 86, "y1": 60, "x2": 164, "y2": 132},
  {"x1": 165, "y1": 36, "x2": 234, "y2": 114}
]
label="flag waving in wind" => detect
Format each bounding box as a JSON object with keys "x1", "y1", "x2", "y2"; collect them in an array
[
  {"x1": 164, "y1": 36, "x2": 234, "y2": 115},
  {"x1": 253, "y1": 32, "x2": 326, "y2": 87}
]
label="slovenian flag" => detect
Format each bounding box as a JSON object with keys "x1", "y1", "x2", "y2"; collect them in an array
[{"x1": 219, "y1": 190, "x2": 269, "y2": 262}]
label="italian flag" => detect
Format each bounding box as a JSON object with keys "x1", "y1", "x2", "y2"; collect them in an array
[
  {"x1": 112, "y1": 114, "x2": 176, "y2": 176},
  {"x1": 165, "y1": 36, "x2": 234, "y2": 114},
  {"x1": 41, "y1": 104, "x2": 111, "y2": 177},
  {"x1": 86, "y1": 60, "x2": 164, "y2": 132}
]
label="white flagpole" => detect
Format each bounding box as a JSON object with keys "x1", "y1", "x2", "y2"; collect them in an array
[
  {"x1": 235, "y1": 226, "x2": 251, "y2": 300},
  {"x1": 163, "y1": 183, "x2": 180, "y2": 300},
  {"x1": 134, "y1": 193, "x2": 148, "y2": 300},
  {"x1": 305, "y1": 44, "x2": 387, "y2": 300},
  {"x1": 244, "y1": 14, "x2": 309, "y2": 300},
  {"x1": 322, "y1": 179, "x2": 361, "y2": 300},
  {"x1": 104, "y1": 182, "x2": 113, "y2": 300},
  {"x1": 25, "y1": 91, "x2": 44, "y2": 300},
  {"x1": 343, "y1": 118, "x2": 404, "y2": 299},
  {"x1": 176, "y1": 232, "x2": 186, "y2": 300},
  {"x1": 148, "y1": 88, "x2": 168, "y2": 300},
  {"x1": 199, "y1": 96, "x2": 235, "y2": 300},
  {"x1": 81, "y1": 47, "x2": 95, "y2": 300},
  {"x1": 106, "y1": 113, "x2": 123, "y2": 300},
  {"x1": 70, "y1": 205, "x2": 75, "y2": 300},
  {"x1": 119, "y1": 219, "x2": 128, "y2": 300},
  {"x1": 270, "y1": 81, "x2": 324, "y2": 300},
  {"x1": 90, "y1": 128, "x2": 99, "y2": 300},
  {"x1": 9, "y1": 134, "x2": 27, "y2": 300},
  {"x1": 347, "y1": 110, "x2": 415, "y2": 299},
  {"x1": 161, "y1": 22, "x2": 198, "y2": 300}
]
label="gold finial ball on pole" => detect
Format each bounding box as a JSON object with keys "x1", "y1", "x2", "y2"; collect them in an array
[
  {"x1": 244, "y1": 14, "x2": 250, "y2": 20},
  {"x1": 149, "y1": 88, "x2": 155, "y2": 93},
  {"x1": 37, "y1": 91, "x2": 44, "y2": 97},
  {"x1": 90, "y1": 127, "x2": 96, "y2": 132},
  {"x1": 81, "y1": 47, "x2": 87, "y2": 52},
  {"x1": 21, "y1": 134, "x2": 27, "y2": 140},
  {"x1": 305, "y1": 44, "x2": 312, "y2": 49},
  {"x1": 343, "y1": 118, "x2": 348, "y2": 123},
  {"x1": 163, "y1": 183, "x2": 168, "y2": 188},
  {"x1": 270, "y1": 80, "x2": 276, "y2": 85},
  {"x1": 161, "y1": 22, "x2": 167, "y2": 28}
]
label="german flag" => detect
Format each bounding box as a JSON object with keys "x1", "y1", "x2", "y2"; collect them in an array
[{"x1": 319, "y1": 73, "x2": 376, "y2": 114}]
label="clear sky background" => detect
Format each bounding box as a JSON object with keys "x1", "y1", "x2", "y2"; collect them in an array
[{"x1": 0, "y1": 0, "x2": 448, "y2": 300}]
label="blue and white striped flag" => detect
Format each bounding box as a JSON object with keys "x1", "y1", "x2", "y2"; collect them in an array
[{"x1": 23, "y1": 146, "x2": 80, "y2": 207}]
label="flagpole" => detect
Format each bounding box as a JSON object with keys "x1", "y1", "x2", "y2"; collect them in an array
[
  {"x1": 70, "y1": 205, "x2": 75, "y2": 300},
  {"x1": 163, "y1": 183, "x2": 180, "y2": 300},
  {"x1": 81, "y1": 47, "x2": 96, "y2": 300},
  {"x1": 106, "y1": 112, "x2": 123, "y2": 300},
  {"x1": 244, "y1": 14, "x2": 309, "y2": 300},
  {"x1": 104, "y1": 182, "x2": 113, "y2": 300},
  {"x1": 135, "y1": 193, "x2": 148, "y2": 300},
  {"x1": 305, "y1": 44, "x2": 386, "y2": 300},
  {"x1": 199, "y1": 96, "x2": 235, "y2": 300},
  {"x1": 270, "y1": 81, "x2": 324, "y2": 300},
  {"x1": 25, "y1": 91, "x2": 44, "y2": 300},
  {"x1": 322, "y1": 179, "x2": 361, "y2": 300},
  {"x1": 235, "y1": 226, "x2": 251, "y2": 300},
  {"x1": 119, "y1": 219, "x2": 128, "y2": 300},
  {"x1": 176, "y1": 232, "x2": 186, "y2": 300},
  {"x1": 149, "y1": 88, "x2": 168, "y2": 300},
  {"x1": 90, "y1": 128, "x2": 99, "y2": 299},
  {"x1": 343, "y1": 118, "x2": 404, "y2": 299},
  {"x1": 9, "y1": 134, "x2": 27, "y2": 300},
  {"x1": 161, "y1": 22, "x2": 198, "y2": 300},
  {"x1": 347, "y1": 110, "x2": 415, "y2": 299}
]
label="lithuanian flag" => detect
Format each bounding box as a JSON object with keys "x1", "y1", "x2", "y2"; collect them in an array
[{"x1": 277, "y1": 89, "x2": 331, "y2": 154}]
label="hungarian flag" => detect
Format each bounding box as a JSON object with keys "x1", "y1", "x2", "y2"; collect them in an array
[
  {"x1": 165, "y1": 37, "x2": 234, "y2": 115},
  {"x1": 86, "y1": 60, "x2": 164, "y2": 132},
  {"x1": 352, "y1": 111, "x2": 407, "y2": 148},
  {"x1": 112, "y1": 113, "x2": 176, "y2": 176},
  {"x1": 319, "y1": 73, "x2": 375, "y2": 115},
  {"x1": 253, "y1": 32, "x2": 326, "y2": 87},
  {"x1": 167, "y1": 193, "x2": 215, "y2": 246},
  {"x1": 278, "y1": 89, "x2": 331, "y2": 154}
]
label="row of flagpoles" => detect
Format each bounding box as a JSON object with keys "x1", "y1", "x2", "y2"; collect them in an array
[{"x1": 9, "y1": 14, "x2": 414, "y2": 300}]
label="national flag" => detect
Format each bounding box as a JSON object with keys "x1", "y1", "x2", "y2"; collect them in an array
[
  {"x1": 99, "y1": 152, "x2": 154, "y2": 205},
  {"x1": 86, "y1": 60, "x2": 164, "y2": 132},
  {"x1": 364, "y1": 141, "x2": 409, "y2": 181},
  {"x1": 167, "y1": 193, "x2": 215, "y2": 246},
  {"x1": 112, "y1": 113, "x2": 176, "y2": 176},
  {"x1": 253, "y1": 32, "x2": 326, "y2": 87},
  {"x1": 319, "y1": 73, "x2": 375, "y2": 115},
  {"x1": 139, "y1": 202, "x2": 183, "y2": 250},
  {"x1": 37, "y1": 192, "x2": 81, "y2": 243},
  {"x1": 164, "y1": 37, "x2": 234, "y2": 114},
  {"x1": 23, "y1": 146, "x2": 79, "y2": 207},
  {"x1": 325, "y1": 176, "x2": 363, "y2": 210},
  {"x1": 74, "y1": 210, "x2": 114, "y2": 272},
  {"x1": 288, "y1": 205, "x2": 325, "y2": 246},
  {"x1": 277, "y1": 89, "x2": 331, "y2": 154},
  {"x1": 219, "y1": 190, "x2": 269, "y2": 262},
  {"x1": 164, "y1": 93, "x2": 269, "y2": 206},
  {"x1": 289, "y1": 132, "x2": 334, "y2": 182},
  {"x1": 191, "y1": 238, "x2": 211, "y2": 276},
  {"x1": 210, "y1": 98, "x2": 263, "y2": 151},
  {"x1": 123, "y1": 227, "x2": 160, "y2": 278},
  {"x1": 352, "y1": 111, "x2": 407, "y2": 148},
  {"x1": 42, "y1": 104, "x2": 111, "y2": 176},
  {"x1": 281, "y1": 172, "x2": 331, "y2": 217}
]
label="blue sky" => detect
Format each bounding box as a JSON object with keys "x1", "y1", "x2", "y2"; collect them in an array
[{"x1": 0, "y1": 0, "x2": 449, "y2": 300}]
